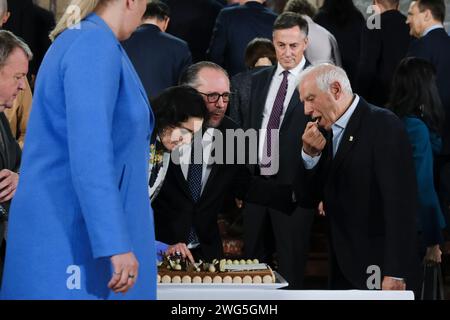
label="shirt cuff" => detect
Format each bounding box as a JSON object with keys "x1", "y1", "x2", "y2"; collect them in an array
[{"x1": 302, "y1": 149, "x2": 321, "y2": 169}]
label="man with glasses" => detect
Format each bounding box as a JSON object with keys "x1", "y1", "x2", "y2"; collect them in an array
[{"x1": 152, "y1": 62, "x2": 249, "y2": 261}]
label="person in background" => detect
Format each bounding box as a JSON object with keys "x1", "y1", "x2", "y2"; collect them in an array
[
  {"x1": 243, "y1": 13, "x2": 313, "y2": 290},
  {"x1": 388, "y1": 57, "x2": 446, "y2": 270},
  {"x1": 0, "y1": 0, "x2": 32, "y2": 149},
  {"x1": 407, "y1": 0, "x2": 450, "y2": 226},
  {"x1": 161, "y1": 0, "x2": 223, "y2": 62},
  {"x1": 123, "y1": 1, "x2": 192, "y2": 99},
  {"x1": 0, "y1": 30, "x2": 28, "y2": 288},
  {"x1": 284, "y1": 0, "x2": 341, "y2": 66},
  {"x1": 207, "y1": 0, "x2": 277, "y2": 76},
  {"x1": 228, "y1": 37, "x2": 276, "y2": 129},
  {"x1": 4, "y1": 0, "x2": 55, "y2": 87},
  {"x1": 356, "y1": 0, "x2": 411, "y2": 107},
  {"x1": 313, "y1": 0, "x2": 365, "y2": 87},
  {"x1": 1, "y1": 0, "x2": 156, "y2": 300}
]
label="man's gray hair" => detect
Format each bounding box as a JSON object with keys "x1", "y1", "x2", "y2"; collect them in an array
[
  {"x1": 179, "y1": 61, "x2": 229, "y2": 89},
  {"x1": 299, "y1": 63, "x2": 353, "y2": 95},
  {"x1": 0, "y1": 0, "x2": 7, "y2": 16},
  {"x1": 0, "y1": 30, "x2": 33, "y2": 68}
]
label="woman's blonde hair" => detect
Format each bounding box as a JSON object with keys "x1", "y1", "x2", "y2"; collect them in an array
[{"x1": 49, "y1": 0, "x2": 110, "y2": 41}]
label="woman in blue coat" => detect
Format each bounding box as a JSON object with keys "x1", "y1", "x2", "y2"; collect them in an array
[
  {"x1": 1, "y1": 0, "x2": 154, "y2": 299},
  {"x1": 388, "y1": 57, "x2": 446, "y2": 265}
]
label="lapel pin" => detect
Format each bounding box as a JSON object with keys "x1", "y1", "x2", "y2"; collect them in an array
[{"x1": 349, "y1": 136, "x2": 354, "y2": 142}]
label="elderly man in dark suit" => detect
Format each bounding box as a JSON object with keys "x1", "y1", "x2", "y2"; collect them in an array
[
  {"x1": 242, "y1": 12, "x2": 312, "y2": 290},
  {"x1": 123, "y1": 1, "x2": 192, "y2": 99},
  {"x1": 407, "y1": 0, "x2": 450, "y2": 223},
  {"x1": 207, "y1": 0, "x2": 277, "y2": 76},
  {"x1": 356, "y1": 0, "x2": 411, "y2": 107},
  {"x1": 0, "y1": 30, "x2": 28, "y2": 284},
  {"x1": 296, "y1": 63, "x2": 420, "y2": 291}
]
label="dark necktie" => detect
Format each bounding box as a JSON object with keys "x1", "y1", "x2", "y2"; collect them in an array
[
  {"x1": 260, "y1": 70, "x2": 289, "y2": 175},
  {"x1": 187, "y1": 142, "x2": 202, "y2": 202},
  {"x1": 186, "y1": 142, "x2": 202, "y2": 247}
]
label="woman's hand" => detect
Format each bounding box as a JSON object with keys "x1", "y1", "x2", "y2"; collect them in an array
[{"x1": 108, "y1": 252, "x2": 139, "y2": 294}]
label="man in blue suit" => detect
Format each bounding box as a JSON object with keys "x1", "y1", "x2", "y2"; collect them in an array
[
  {"x1": 407, "y1": 0, "x2": 450, "y2": 223},
  {"x1": 123, "y1": 1, "x2": 192, "y2": 99},
  {"x1": 207, "y1": 0, "x2": 277, "y2": 76}
]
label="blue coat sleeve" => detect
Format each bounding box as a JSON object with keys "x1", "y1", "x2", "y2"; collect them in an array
[
  {"x1": 405, "y1": 118, "x2": 444, "y2": 246},
  {"x1": 61, "y1": 31, "x2": 133, "y2": 259}
]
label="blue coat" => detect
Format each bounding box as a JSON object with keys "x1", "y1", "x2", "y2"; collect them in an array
[
  {"x1": 403, "y1": 116, "x2": 446, "y2": 246},
  {"x1": 1, "y1": 14, "x2": 157, "y2": 300}
]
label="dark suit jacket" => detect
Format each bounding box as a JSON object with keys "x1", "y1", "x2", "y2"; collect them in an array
[
  {"x1": 162, "y1": 0, "x2": 223, "y2": 63},
  {"x1": 4, "y1": 2, "x2": 55, "y2": 79},
  {"x1": 0, "y1": 112, "x2": 21, "y2": 217},
  {"x1": 408, "y1": 28, "x2": 450, "y2": 156},
  {"x1": 356, "y1": 10, "x2": 411, "y2": 107},
  {"x1": 122, "y1": 24, "x2": 192, "y2": 99},
  {"x1": 207, "y1": 1, "x2": 277, "y2": 76},
  {"x1": 152, "y1": 116, "x2": 248, "y2": 260},
  {"x1": 229, "y1": 66, "x2": 270, "y2": 129},
  {"x1": 31, "y1": 5, "x2": 55, "y2": 79},
  {"x1": 314, "y1": 10, "x2": 365, "y2": 88},
  {"x1": 244, "y1": 64, "x2": 309, "y2": 213},
  {"x1": 294, "y1": 98, "x2": 419, "y2": 289}
]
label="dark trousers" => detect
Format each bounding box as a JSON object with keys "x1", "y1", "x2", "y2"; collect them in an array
[{"x1": 243, "y1": 202, "x2": 314, "y2": 289}]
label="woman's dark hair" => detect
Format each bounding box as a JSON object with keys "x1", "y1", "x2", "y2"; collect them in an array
[
  {"x1": 388, "y1": 57, "x2": 445, "y2": 134},
  {"x1": 244, "y1": 38, "x2": 277, "y2": 69},
  {"x1": 284, "y1": 0, "x2": 317, "y2": 18},
  {"x1": 151, "y1": 85, "x2": 209, "y2": 134},
  {"x1": 316, "y1": 0, "x2": 364, "y2": 26}
]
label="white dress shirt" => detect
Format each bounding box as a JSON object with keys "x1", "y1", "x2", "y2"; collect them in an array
[
  {"x1": 179, "y1": 128, "x2": 215, "y2": 194},
  {"x1": 259, "y1": 58, "x2": 307, "y2": 163},
  {"x1": 422, "y1": 24, "x2": 444, "y2": 37}
]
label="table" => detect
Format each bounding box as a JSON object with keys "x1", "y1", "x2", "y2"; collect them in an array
[{"x1": 157, "y1": 288, "x2": 414, "y2": 300}]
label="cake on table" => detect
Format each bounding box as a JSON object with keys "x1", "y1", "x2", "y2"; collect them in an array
[{"x1": 157, "y1": 255, "x2": 276, "y2": 284}]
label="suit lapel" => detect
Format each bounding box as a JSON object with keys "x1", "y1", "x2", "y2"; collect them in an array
[
  {"x1": 331, "y1": 100, "x2": 366, "y2": 173},
  {"x1": 252, "y1": 67, "x2": 276, "y2": 129},
  {"x1": 169, "y1": 160, "x2": 193, "y2": 200},
  {"x1": 280, "y1": 89, "x2": 302, "y2": 131}
]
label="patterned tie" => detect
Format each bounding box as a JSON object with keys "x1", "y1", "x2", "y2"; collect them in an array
[
  {"x1": 260, "y1": 70, "x2": 289, "y2": 175},
  {"x1": 186, "y1": 142, "x2": 202, "y2": 248}
]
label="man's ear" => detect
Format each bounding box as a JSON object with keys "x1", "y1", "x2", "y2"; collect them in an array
[
  {"x1": 423, "y1": 9, "x2": 433, "y2": 22},
  {"x1": 329, "y1": 81, "x2": 342, "y2": 100},
  {"x1": 1, "y1": 12, "x2": 10, "y2": 25},
  {"x1": 162, "y1": 17, "x2": 170, "y2": 32},
  {"x1": 126, "y1": 0, "x2": 137, "y2": 10}
]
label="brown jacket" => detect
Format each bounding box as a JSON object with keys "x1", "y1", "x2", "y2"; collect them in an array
[{"x1": 4, "y1": 78, "x2": 32, "y2": 149}]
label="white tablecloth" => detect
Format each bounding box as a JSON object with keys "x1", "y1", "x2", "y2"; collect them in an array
[{"x1": 157, "y1": 289, "x2": 414, "y2": 300}]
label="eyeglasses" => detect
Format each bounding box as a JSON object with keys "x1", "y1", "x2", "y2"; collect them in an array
[{"x1": 199, "y1": 91, "x2": 232, "y2": 103}]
